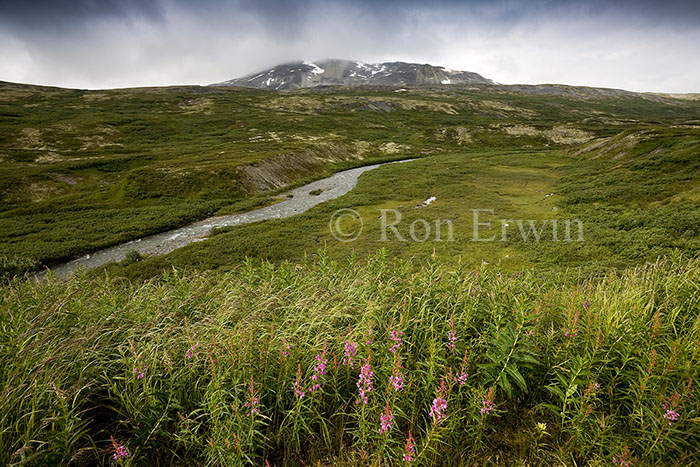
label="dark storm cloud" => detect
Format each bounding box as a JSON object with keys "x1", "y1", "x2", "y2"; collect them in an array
[
  {"x1": 1, "y1": 0, "x2": 699, "y2": 91},
  {"x1": 197, "y1": 0, "x2": 700, "y2": 28},
  {"x1": 0, "y1": 0, "x2": 166, "y2": 30},
  {"x1": 3, "y1": 0, "x2": 699, "y2": 30}
]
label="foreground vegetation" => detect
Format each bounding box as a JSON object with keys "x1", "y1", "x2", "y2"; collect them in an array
[{"x1": 2, "y1": 253, "x2": 698, "y2": 465}]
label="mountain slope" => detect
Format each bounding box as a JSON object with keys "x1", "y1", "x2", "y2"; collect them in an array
[{"x1": 213, "y1": 59, "x2": 493, "y2": 90}]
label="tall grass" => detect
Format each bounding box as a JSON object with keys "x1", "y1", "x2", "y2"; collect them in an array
[{"x1": 2, "y1": 251, "x2": 699, "y2": 465}]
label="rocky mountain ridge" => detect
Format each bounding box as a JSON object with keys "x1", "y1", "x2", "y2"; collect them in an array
[{"x1": 212, "y1": 59, "x2": 493, "y2": 90}]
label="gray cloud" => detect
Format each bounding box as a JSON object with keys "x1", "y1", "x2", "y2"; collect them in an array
[
  {"x1": 0, "y1": 0, "x2": 166, "y2": 30},
  {"x1": 0, "y1": 0, "x2": 699, "y2": 92}
]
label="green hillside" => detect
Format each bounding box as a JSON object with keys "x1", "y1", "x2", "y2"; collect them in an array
[{"x1": 1, "y1": 81, "x2": 700, "y2": 278}]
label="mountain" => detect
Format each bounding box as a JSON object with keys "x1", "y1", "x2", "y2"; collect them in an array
[{"x1": 212, "y1": 59, "x2": 493, "y2": 90}]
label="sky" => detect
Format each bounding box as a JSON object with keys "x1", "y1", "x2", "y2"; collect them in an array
[{"x1": 1, "y1": 0, "x2": 699, "y2": 92}]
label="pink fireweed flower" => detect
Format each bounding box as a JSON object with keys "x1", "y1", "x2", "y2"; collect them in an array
[
  {"x1": 403, "y1": 431, "x2": 416, "y2": 462},
  {"x1": 389, "y1": 329, "x2": 403, "y2": 353},
  {"x1": 662, "y1": 392, "x2": 681, "y2": 426},
  {"x1": 243, "y1": 376, "x2": 260, "y2": 416},
  {"x1": 293, "y1": 364, "x2": 306, "y2": 399},
  {"x1": 583, "y1": 299, "x2": 590, "y2": 310},
  {"x1": 133, "y1": 365, "x2": 147, "y2": 379},
  {"x1": 186, "y1": 343, "x2": 199, "y2": 359},
  {"x1": 455, "y1": 349, "x2": 469, "y2": 387},
  {"x1": 663, "y1": 408, "x2": 679, "y2": 425},
  {"x1": 447, "y1": 330, "x2": 457, "y2": 353},
  {"x1": 379, "y1": 402, "x2": 394, "y2": 434},
  {"x1": 430, "y1": 396, "x2": 448, "y2": 422},
  {"x1": 244, "y1": 397, "x2": 259, "y2": 416},
  {"x1": 111, "y1": 435, "x2": 129, "y2": 460},
  {"x1": 356, "y1": 357, "x2": 373, "y2": 405},
  {"x1": 310, "y1": 351, "x2": 328, "y2": 393},
  {"x1": 390, "y1": 371, "x2": 405, "y2": 391},
  {"x1": 481, "y1": 399, "x2": 496, "y2": 415},
  {"x1": 186, "y1": 343, "x2": 199, "y2": 368},
  {"x1": 480, "y1": 387, "x2": 496, "y2": 416},
  {"x1": 612, "y1": 445, "x2": 631, "y2": 466},
  {"x1": 281, "y1": 339, "x2": 291, "y2": 358},
  {"x1": 584, "y1": 381, "x2": 600, "y2": 397},
  {"x1": 429, "y1": 377, "x2": 448, "y2": 423},
  {"x1": 342, "y1": 340, "x2": 357, "y2": 369},
  {"x1": 454, "y1": 372, "x2": 468, "y2": 387},
  {"x1": 447, "y1": 315, "x2": 457, "y2": 353},
  {"x1": 389, "y1": 355, "x2": 405, "y2": 391}
]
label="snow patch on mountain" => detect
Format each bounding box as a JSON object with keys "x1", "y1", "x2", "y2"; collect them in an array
[{"x1": 305, "y1": 61, "x2": 325, "y2": 75}]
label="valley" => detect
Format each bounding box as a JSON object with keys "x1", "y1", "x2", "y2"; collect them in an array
[{"x1": 2, "y1": 80, "x2": 699, "y2": 280}]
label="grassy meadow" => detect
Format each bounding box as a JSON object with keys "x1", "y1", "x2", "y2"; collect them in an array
[
  {"x1": 1, "y1": 80, "x2": 700, "y2": 465},
  {"x1": 2, "y1": 253, "x2": 699, "y2": 465},
  {"x1": 108, "y1": 130, "x2": 700, "y2": 280}
]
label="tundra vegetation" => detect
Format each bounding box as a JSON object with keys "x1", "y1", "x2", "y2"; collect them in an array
[{"x1": 1, "y1": 80, "x2": 699, "y2": 465}]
